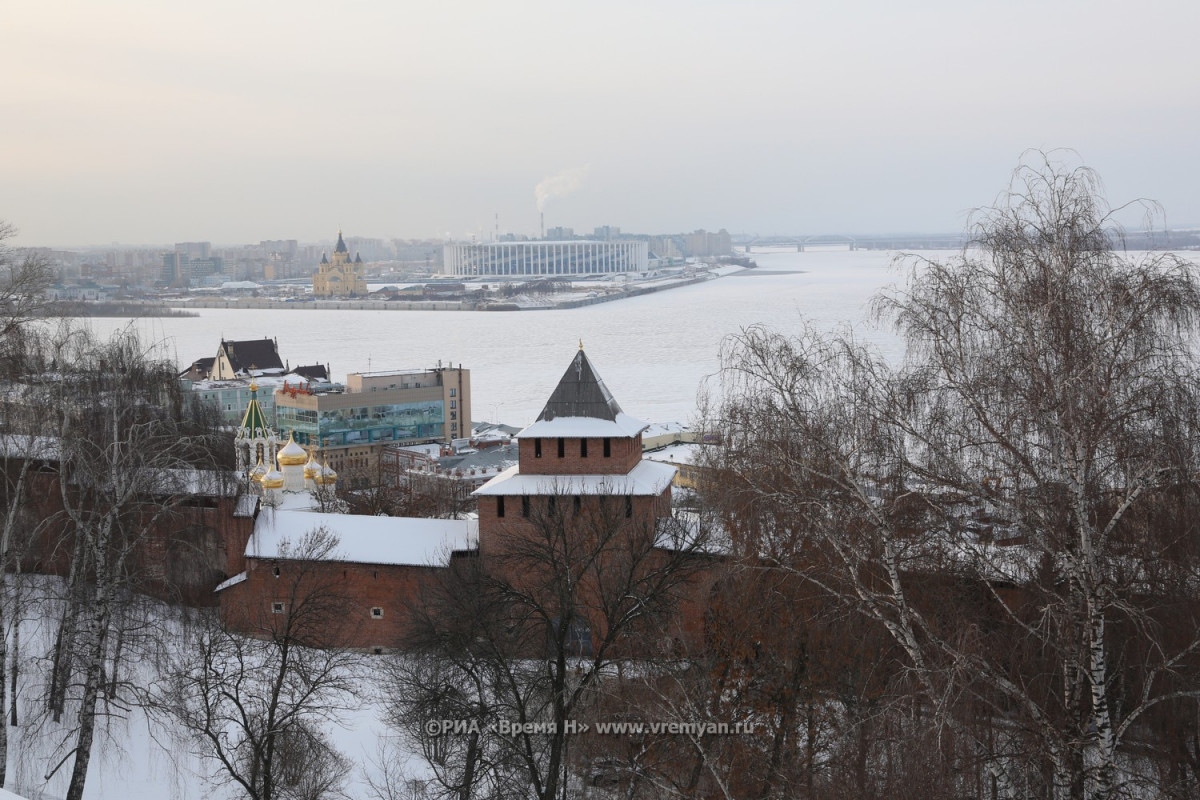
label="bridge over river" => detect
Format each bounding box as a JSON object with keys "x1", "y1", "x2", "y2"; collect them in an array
[
  {"x1": 738, "y1": 232, "x2": 968, "y2": 252},
  {"x1": 738, "y1": 228, "x2": 1200, "y2": 252}
]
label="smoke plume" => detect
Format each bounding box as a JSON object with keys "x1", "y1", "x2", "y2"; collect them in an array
[{"x1": 535, "y1": 166, "x2": 590, "y2": 213}]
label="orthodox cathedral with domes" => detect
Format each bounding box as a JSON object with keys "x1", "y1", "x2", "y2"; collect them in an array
[
  {"x1": 217, "y1": 346, "x2": 698, "y2": 650},
  {"x1": 312, "y1": 230, "x2": 367, "y2": 297}
]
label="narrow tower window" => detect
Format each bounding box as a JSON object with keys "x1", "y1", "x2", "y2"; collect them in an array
[
  {"x1": 580, "y1": 439, "x2": 588, "y2": 458},
  {"x1": 534, "y1": 438, "x2": 542, "y2": 458},
  {"x1": 497, "y1": 496, "x2": 505, "y2": 518},
  {"x1": 557, "y1": 438, "x2": 565, "y2": 458},
  {"x1": 603, "y1": 438, "x2": 611, "y2": 458}
]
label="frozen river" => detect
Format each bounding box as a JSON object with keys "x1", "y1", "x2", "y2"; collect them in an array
[{"x1": 81, "y1": 248, "x2": 918, "y2": 427}]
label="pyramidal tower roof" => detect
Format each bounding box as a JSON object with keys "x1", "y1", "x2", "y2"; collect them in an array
[
  {"x1": 239, "y1": 383, "x2": 273, "y2": 439},
  {"x1": 539, "y1": 348, "x2": 621, "y2": 422},
  {"x1": 517, "y1": 348, "x2": 647, "y2": 439}
]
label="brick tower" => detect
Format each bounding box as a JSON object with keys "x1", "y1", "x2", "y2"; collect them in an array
[{"x1": 474, "y1": 346, "x2": 676, "y2": 555}]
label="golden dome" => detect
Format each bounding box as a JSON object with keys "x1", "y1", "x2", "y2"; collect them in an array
[
  {"x1": 261, "y1": 466, "x2": 284, "y2": 489},
  {"x1": 303, "y1": 449, "x2": 319, "y2": 479},
  {"x1": 277, "y1": 432, "x2": 307, "y2": 466},
  {"x1": 249, "y1": 456, "x2": 268, "y2": 483},
  {"x1": 315, "y1": 461, "x2": 338, "y2": 486}
]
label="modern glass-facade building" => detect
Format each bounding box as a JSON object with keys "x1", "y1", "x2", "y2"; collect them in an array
[
  {"x1": 273, "y1": 366, "x2": 471, "y2": 477},
  {"x1": 443, "y1": 240, "x2": 648, "y2": 277},
  {"x1": 277, "y1": 399, "x2": 445, "y2": 447}
]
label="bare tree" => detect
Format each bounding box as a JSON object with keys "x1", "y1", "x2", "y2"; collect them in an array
[
  {"x1": 710, "y1": 154, "x2": 1200, "y2": 799},
  {"x1": 0, "y1": 220, "x2": 54, "y2": 360},
  {"x1": 18, "y1": 324, "x2": 231, "y2": 800},
  {"x1": 388, "y1": 490, "x2": 708, "y2": 800},
  {"x1": 0, "y1": 424, "x2": 53, "y2": 787},
  {"x1": 154, "y1": 526, "x2": 359, "y2": 800},
  {"x1": 0, "y1": 218, "x2": 55, "y2": 786},
  {"x1": 340, "y1": 460, "x2": 473, "y2": 519}
]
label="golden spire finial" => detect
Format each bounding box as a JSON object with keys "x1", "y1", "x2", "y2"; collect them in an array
[{"x1": 578, "y1": 338, "x2": 584, "y2": 351}]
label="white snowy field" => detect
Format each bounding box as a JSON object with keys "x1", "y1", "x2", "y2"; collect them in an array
[{"x1": 4, "y1": 576, "x2": 421, "y2": 800}]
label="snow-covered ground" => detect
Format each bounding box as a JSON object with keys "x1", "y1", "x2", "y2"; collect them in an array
[{"x1": 4, "y1": 576, "x2": 420, "y2": 800}]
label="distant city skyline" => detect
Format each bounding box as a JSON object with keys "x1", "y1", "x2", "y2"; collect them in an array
[{"x1": 5, "y1": 1, "x2": 1199, "y2": 248}]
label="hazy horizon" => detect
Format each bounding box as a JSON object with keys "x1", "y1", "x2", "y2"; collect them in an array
[{"x1": 5, "y1": 1, "x2": 1199, "y2": 248}]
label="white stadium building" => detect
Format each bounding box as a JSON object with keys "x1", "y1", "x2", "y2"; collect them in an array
[{"x1": 444, "y1": 240, "x2": 649, "y2": 277}]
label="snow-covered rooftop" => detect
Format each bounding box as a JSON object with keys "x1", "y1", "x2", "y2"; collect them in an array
[
  {"x1": 0, "y1": 434, "x2": 60, "y2": 461},
  {"x1": 644, "y1": 443, "x2": 704, "y2": 466},
  {"x1": 189, "y1": 374, "x2": 291, "y2": 391},
  {"x1": 234, "y1": 494, "x2": 259, "y2": 517},
  {"x1": 396, "y1": 443, "x2": 441, "y2": 458},
  {"x1": 246, "y1": 510, "x2": 478, "y2": 567},
  {"x1": 213, "y1": 571, "x2": 247, "y2": 592},
  {"x1": 473, "y1": 459, "x2": 676, "y2": 497},
  {"x1": 643, "y1": 421, "x2": 690, "y2": 438},
  {"x1": 516, "y1": 413, "x2": 648, "y2": 439}
]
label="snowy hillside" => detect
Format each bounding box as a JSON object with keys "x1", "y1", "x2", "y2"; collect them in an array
[{"x1": 4, "y1": 576, "x2": 419, "y2": 800}]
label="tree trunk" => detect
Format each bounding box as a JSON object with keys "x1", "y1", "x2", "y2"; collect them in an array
[
  {"x1": 49, "y1": 533, "x2": 89, "y2": 721},
  {"x1": 0, "y1": 457, "x2": 29, "y2": 782},
  {"x1": 460, "y1": 729, "x2": 479, "y2": 800},
  {"x1": 107, "y1": 619, "x2": 125, "y2": 699},
  {"x1": 9, "y1": 592, "x2": 18, "y2": 727},
  {"x1": 0, "y1": 587, "x2": 7, "y2": 787},
  {"x1": 1087, "y1": 595, "x2": 1116, "y2": 800},
  {"x1": 64, "y1": 592, "x2": 111, "y2": 800}
]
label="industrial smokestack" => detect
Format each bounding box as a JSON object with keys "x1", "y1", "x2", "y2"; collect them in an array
[{"x1": 540, "y1": 211, "x2": 544, "y2": 240}]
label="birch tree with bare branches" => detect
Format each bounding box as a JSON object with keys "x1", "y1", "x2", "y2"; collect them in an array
[{"x1": 711, "y1": 154, "x2": 1200, "y2": 799}]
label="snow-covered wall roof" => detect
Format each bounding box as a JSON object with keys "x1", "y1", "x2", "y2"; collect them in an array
[
  {"x1": 0, "y1": 434, "x2": 61, "y2": 461},
  {"x1": 473, "y1": 460, "x2": 676, "y2": 497},
  {"x1": 246, "y1": 510, "x2": 477, "y2": 567},
  {"x1": 213, "y1": 571, "x2": 248, "y2": 592}
]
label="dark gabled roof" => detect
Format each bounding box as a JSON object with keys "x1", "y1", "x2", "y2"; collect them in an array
[
  {"x1": 290, "y1": 363, "x2": 329, "y2": 381},
  {"x1": 536, "y1": 349, "x2": 622, "y2": 422},
  {"x1": 220, "y1": 338, "x2": 284, "y2": 375},
  {"x1": 320, "y1": 252, "x2": 329, "y2": 264},
  {"x1": 354, "y1": 252, "x2": 362, "y2": 263},
  {"x1": 335, "y1": 231, "x2": 348, "y2": 254},
  {"x1": 179, "y1": 356, "x2": 215, "y2": 380}
]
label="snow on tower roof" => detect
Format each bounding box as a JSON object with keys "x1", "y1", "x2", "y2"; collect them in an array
[
  {"x1": 473, "y1": 460, "x2": 676, "y2": 497},
  {"x1": 516, "y1": 348, "x2": 647, "y2": 439}
]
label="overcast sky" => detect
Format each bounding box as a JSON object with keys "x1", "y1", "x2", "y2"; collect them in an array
[{"x1": 4, "y1": 0, "x2": 1198, "y2": 247}]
